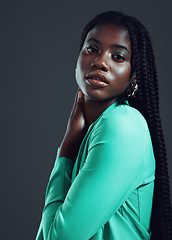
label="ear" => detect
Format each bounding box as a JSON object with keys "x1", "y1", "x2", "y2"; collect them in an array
[
  {"x1": 130, "y1": 72, "x2": 137, "y2": 84},
  {"x1": 127, "y1": 73, "x2": 138, "y2": 98}
]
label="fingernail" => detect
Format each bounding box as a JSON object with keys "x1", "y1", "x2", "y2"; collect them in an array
[{"x1": 78, "y1": 90, "x2": 82, "y2": 98}]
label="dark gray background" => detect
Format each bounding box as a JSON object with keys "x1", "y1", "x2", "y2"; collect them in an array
[{"x1": 0, "y1": 0, "x2": 171, "y2": 239}]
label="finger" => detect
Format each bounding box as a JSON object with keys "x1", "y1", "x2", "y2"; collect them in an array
[
  {"x1": 77, "y1": 89, "x2": 84, "y2": 101},
  {"x1": 70, "y1": 89, "x2": 82, "y2": 117},
  {"x1": 71, "y1": 90, "x2": 84, "y2": 118},
  {"x1": 76, "y1": 89, "x2": 84, "y2": 109}
]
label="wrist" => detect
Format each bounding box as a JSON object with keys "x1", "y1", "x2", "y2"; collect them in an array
[{"x1": 58, "y1": 139, "x2": 79, "y2": 161}]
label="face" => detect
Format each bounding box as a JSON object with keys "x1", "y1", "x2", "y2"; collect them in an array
[{"x1": 75, "y1": 24, "x2": 132, "y2": 102}]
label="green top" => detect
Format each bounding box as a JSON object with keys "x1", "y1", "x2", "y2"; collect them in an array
[{"x1": 36, "y1": 101, "x2": 155, "y2": 240}]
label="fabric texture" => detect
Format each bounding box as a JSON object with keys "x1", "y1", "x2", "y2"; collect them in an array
[{"x1": 36, "y1": 101, "x2": 155, "y2": 240}]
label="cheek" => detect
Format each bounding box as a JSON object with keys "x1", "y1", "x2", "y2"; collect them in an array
[
  {"x1": 113, "y1": 64, "x2": 131, "y2": 82},
  {"x1": 75, "y1": 55, "x2": 82, "y2": 80},
  {"x1": 75, "y1": 55, "x2": 87, "y2": 88},
  {"x1": 75, "y1": 54, "x2": 89, "y2": 80}
]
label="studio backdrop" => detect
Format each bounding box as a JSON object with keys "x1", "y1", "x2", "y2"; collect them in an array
[{"x1": 0, "y1": 0, "x2": 171, "y2": 239}]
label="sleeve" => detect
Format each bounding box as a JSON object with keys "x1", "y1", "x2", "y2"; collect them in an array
[
  {"x1": 35, "y1": 148, "x2": 74, "y2": 240},
  {"x1": 37, "y1": 110, "x2": 148, "y2": 240}
]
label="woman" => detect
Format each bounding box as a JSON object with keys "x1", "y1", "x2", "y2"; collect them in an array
[{"x1": 36, "y1": 11, "x2": 172, "y2": 239}]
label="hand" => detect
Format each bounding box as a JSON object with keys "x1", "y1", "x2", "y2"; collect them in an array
[{"x1": 59, "y1": 89, "x2": 87, "y2": 161}]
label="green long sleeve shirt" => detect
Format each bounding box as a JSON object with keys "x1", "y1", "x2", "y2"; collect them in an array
[{"x1": 36, "y1": 101, "x2": 155, "y2": 240}]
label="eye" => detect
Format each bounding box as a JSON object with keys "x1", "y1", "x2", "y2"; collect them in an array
[
  {"x1": 112, "y1": 49, "x2": 130, "y2": 62},
  {"x1": 112, "y1": 54, "x2": 125, "y2": 62},
  {"x1": 86, "y1": 46, "x2": 98, "y2": 54}
]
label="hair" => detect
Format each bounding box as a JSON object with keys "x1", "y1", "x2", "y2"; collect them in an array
[{"x1": 80, "y1": 11, "x2": 172, "y2": 240}]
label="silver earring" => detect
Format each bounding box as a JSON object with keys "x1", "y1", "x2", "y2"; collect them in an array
[{"x1": 127, "y1": 82, "x2": 138, "y2": 98}]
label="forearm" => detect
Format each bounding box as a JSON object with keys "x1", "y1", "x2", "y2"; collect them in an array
[
  {"x1": 36, "y1": 150, "x2": 74, "y2": 240},
  {"x1": 58, "y1": 137, "x2": 82, "y2": 161},
  {"x1": 58, "y1": 90, "x2": 87, "y2": 161}
]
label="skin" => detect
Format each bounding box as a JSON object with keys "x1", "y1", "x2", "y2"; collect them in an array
[{"x1": 59, "y1": 24, "x2": 135, "y2": 161}]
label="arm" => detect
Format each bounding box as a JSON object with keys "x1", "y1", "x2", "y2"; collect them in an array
[
  {"x1": 35, "y1": 149, "x2": 74, "y2": 240},
  {"x1": 58, "y1": 89, "x2": 87, "y2": 161},
  {"x1": 40, "y1": 107, "x2": 148, "y2": 240},
  {"x1": 36, "y1": 89, "x2": 86, "y2": 240}
]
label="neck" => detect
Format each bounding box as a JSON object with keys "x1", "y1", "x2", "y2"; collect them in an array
[{"x1": 83, "y1": 97, "x2": 117, "y2": 127}]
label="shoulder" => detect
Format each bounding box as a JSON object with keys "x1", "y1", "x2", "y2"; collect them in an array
[
  {"x1": 97, "y1": 104, "x2": 148, "y2": 136},
  {"x1": 89, "y1": 103, "x2": 150, "y2": 168}
]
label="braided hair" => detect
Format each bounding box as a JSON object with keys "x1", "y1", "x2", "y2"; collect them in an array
[{"x1": 80, "y1": 11, "x2": 172, "y2": 239}]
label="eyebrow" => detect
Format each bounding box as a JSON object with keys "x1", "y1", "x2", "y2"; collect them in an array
[{"x1": 87, "y1": 38, "x2": 130, "y2": 55}]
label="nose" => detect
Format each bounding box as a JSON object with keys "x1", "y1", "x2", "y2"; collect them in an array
[{"x1": 91, "y1": 53, "x2": 109, "y2": 72}]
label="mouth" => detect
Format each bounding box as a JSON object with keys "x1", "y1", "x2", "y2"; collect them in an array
[{"x1": 86, "y1": 72, "x2": 109, "y2": 88}]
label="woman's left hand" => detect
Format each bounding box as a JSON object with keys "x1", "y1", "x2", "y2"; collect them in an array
[{"x1": 58, "y1": 89, "x2": 87, "y2": 161}]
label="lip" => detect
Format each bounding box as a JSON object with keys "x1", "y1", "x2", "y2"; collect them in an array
[{"x1": 86, "y1": 71, "x2": 109, "y2": 88}]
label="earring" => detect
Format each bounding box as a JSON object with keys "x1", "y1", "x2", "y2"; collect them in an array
[{"x1": 127, "y1": 82, "x2": 138, "y2": 98}]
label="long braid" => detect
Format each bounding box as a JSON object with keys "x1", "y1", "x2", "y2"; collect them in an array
[
  {"x1": 125, "y1": 17, "x2": 172, "y2": 239},
  {"x1": 80, "y1": 11, "x2": 172, "y2": 239}
]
